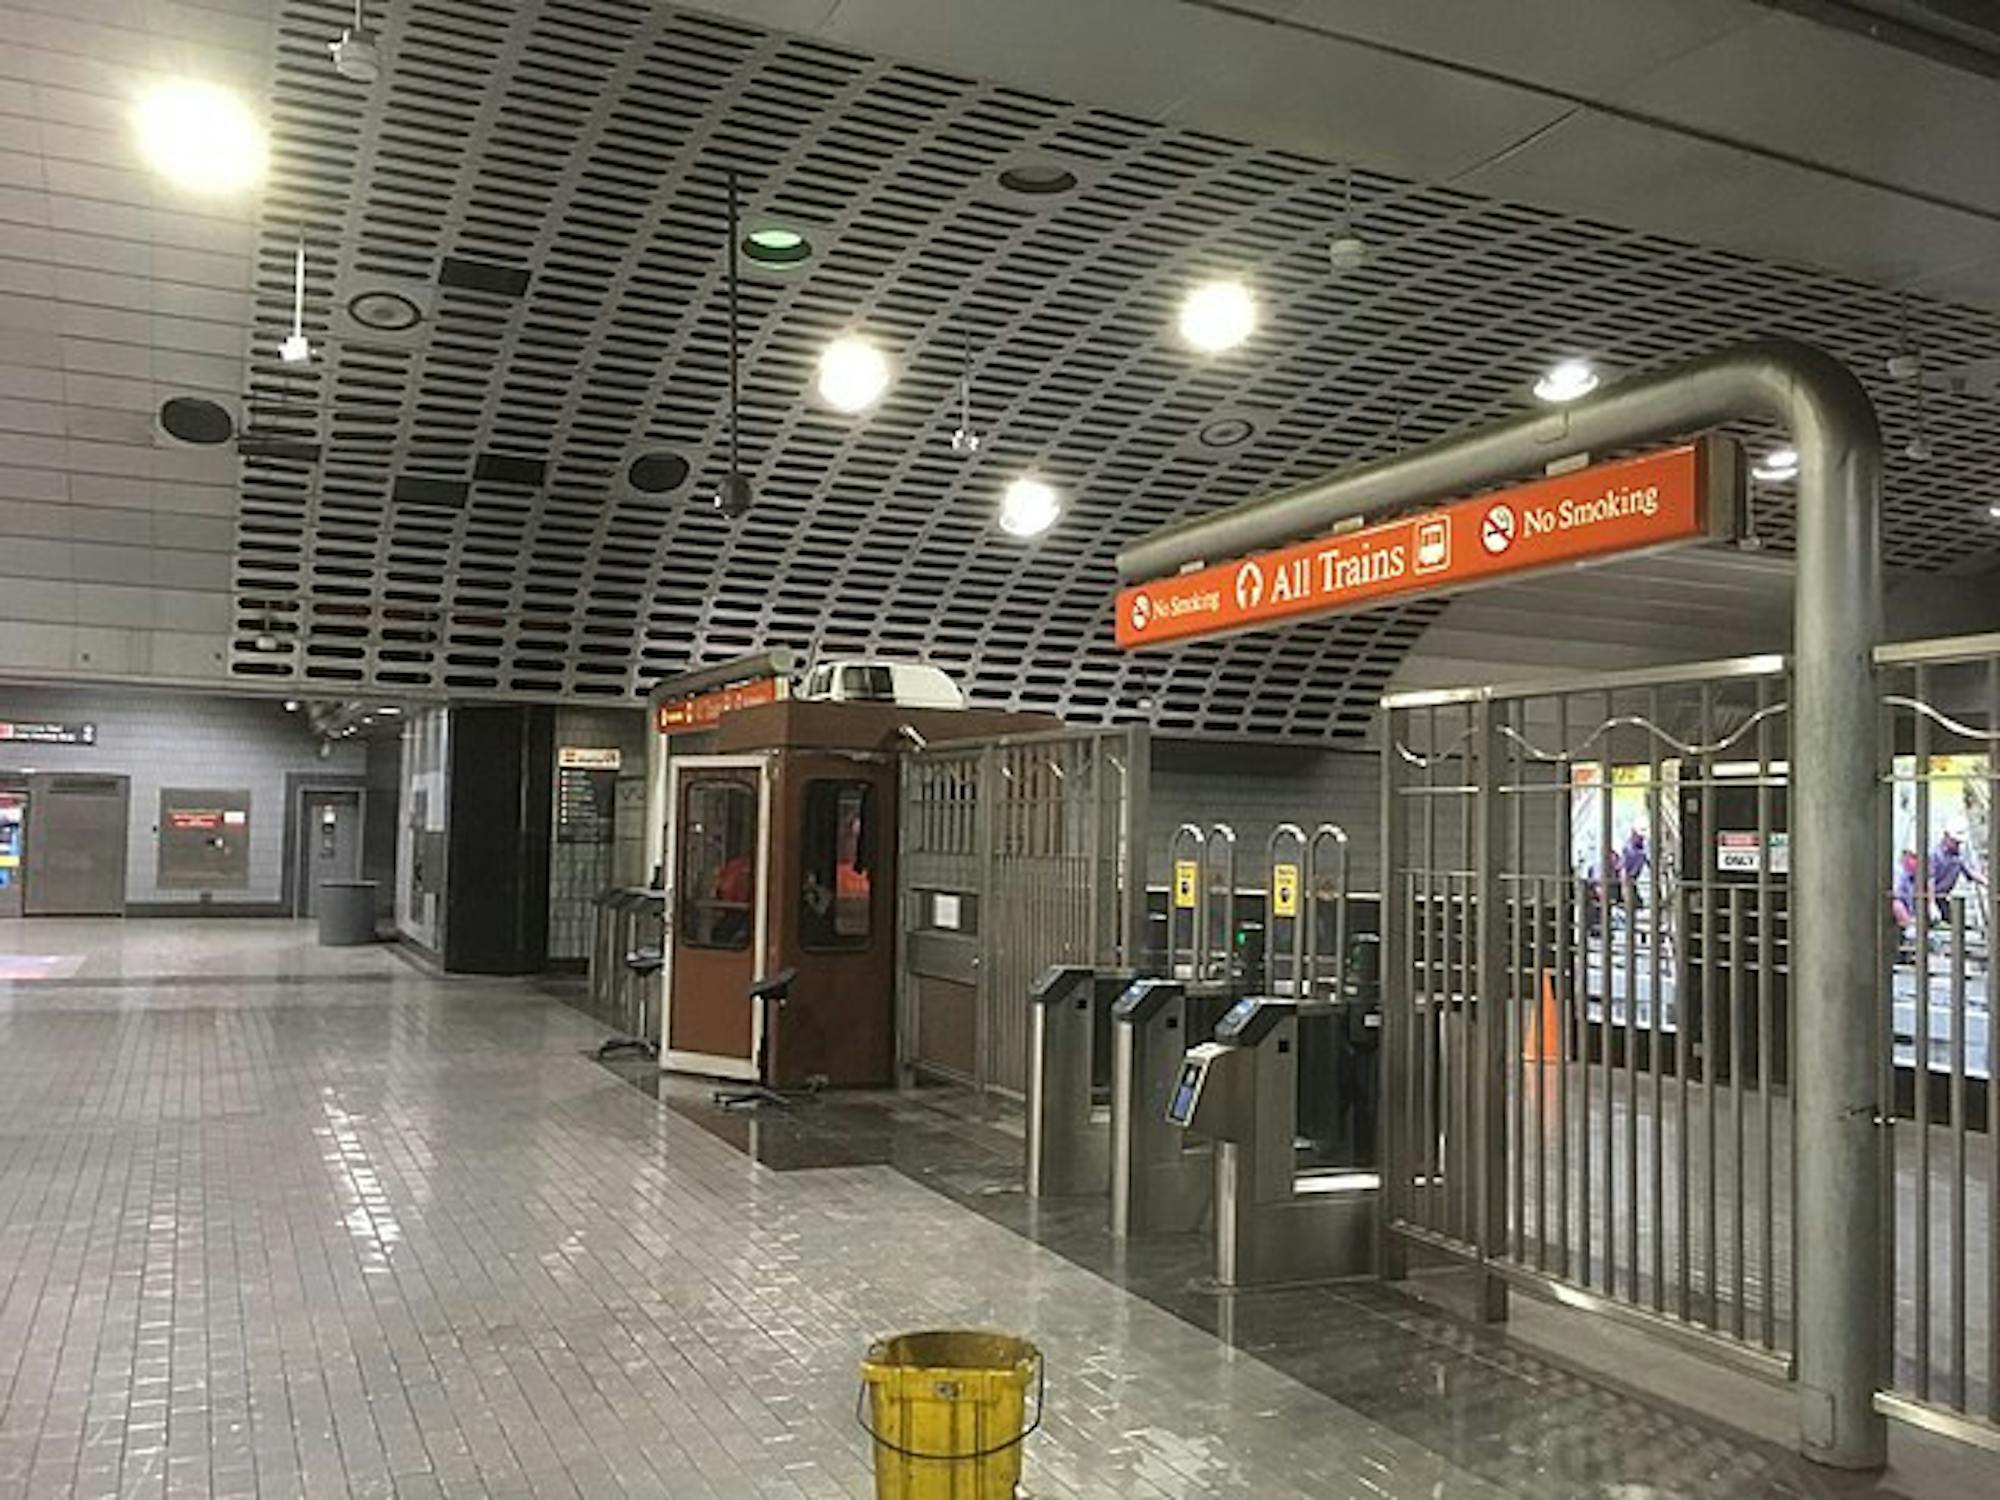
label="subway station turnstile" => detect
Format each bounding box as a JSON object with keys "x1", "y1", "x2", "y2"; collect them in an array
[
  {"x1": 1025, "y1": 965, "x2": 1131, "y2": 1198},
  {"x1": 1168, "y1": 996, "x2": 1378, "y2": 1286},
  {"x1": 1110, "y1": 978, "x2": 1236, "y2": 1236}
]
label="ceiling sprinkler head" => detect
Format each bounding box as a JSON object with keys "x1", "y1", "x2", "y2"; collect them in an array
[
  {"x1": 949, "y1": 425, "x2": 983, "y2": 456},
  {"x1": 1327, "y1": 234, "x2": 1367, "y2": 273},
  {"x1": 1885, "y1": 351, "x2": 1921, "y2": 381},
  {"x1": 330, "y1": 24, "x2": 383, "y2": 83},
  {"x1": 714, "y1": 472, "x2": 753, "y2": 519}
]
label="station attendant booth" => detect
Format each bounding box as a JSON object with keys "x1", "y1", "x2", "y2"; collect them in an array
[{"x1": 646, "y1": 657, "x2": 1047, "y2": 1089}]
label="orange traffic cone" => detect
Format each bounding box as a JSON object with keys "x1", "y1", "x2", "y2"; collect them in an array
[{"x1": 1522, "y1": 968, "x2": 1561, "y2": 1064}]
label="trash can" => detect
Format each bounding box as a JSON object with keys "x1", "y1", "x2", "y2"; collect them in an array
[
  {"x1": 317, "y1": 880, "x2": 379, "y2": 946},
  {"x1": 859, "y1": 1331, "x2": 1042, "y2": 1500}
]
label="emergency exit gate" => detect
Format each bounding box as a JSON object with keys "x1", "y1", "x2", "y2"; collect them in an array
[
  {"x1": 898, "y1": 726, "x2": 1148, "y2": 1096},
  {"x1": 1384, "y1": 642, "x2": 1999, "y2": 1445}
]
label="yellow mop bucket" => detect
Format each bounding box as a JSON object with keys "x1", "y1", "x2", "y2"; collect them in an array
[{"x1": 858, "y1": 1330, "x2": 1044, "y2": 1500}]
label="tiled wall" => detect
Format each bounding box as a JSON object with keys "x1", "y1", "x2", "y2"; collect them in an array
[
  {"x1": 0, "y1": 684, "x2": 365, "y2": 907},
  {"x1": 1146, "y1": 739, "x2": 1381, "y2": 893},
  {"x1": 0, "y1": 1, "x2": 270, "y2": 684}
]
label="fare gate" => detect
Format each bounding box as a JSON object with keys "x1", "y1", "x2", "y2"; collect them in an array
[{"x1": 899, "y1": 726, "x2": 1148, "y2": 1097}]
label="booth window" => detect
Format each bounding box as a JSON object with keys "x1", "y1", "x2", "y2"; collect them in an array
[
  {"x1": 801, "y1": 780, "x2": 873, "y2": 949},
  {"x1": 679, "y1": 778, "x2": 757, "y2": 949}
]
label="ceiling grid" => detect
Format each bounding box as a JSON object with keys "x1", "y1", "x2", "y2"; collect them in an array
[{"x1": 222, "y1": 0, "x2": 2000, "y2": 739}]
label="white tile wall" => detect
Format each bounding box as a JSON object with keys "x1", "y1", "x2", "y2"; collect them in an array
[
  {"x1": 0, "y1": 0, "x2": 274, "y2": 685},
  {"x1": 0, "y1": 682, "x2": 365, "y2": 906}
]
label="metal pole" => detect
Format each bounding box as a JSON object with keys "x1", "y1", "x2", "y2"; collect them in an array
[{"x1": 1119, "y1": 338, "x2": 1885, "y2": 1469}]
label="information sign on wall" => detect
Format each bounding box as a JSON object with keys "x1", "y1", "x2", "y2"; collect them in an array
[
  {"x1": 558, "y1": 746, "x2": 622, "y2": 770},
  {"x1": 1116, "y1": 441, "x2": 1738, "y2": 650},
  {"x1": 0, "y1": 720, "x2": 96, "y2": 746}
]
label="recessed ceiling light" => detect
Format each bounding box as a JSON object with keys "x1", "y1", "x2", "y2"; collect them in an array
[
  {"x1": 1752, "y1": 446, "x2": 1800, "y2": 483},
  {"x1": 377, "y1": 705, "x2": 400, "y2": 715},
  {"x1": 133, "y1": 79, "x2": 266, "y2": 194},
  {"x1": 1988, "y1": 504, "x2": 2000, "y2": 521},
  {"x1": 1533, "y1": 359, "x2": 1599, "y2": 403},
  {"x1": 1177, "y1": 279, "x2": 1257, "y2": 354},
  {"x1": 999, "y1": 476, "x2": 1061, "y2": 538},
  {"x1": 284, "y1": 699, "x2": 300, "y2": 712},
  {"x1": 816, "y1": 335, "x2": 892, "y2": 413},
  {"x1": 1198, "y1": 416, "x2": 1256, "y2": 449},
  {"x1": 998, "y1": 163, "x2": 1079, "y2": 196},
  {"x1": 742, "y1": 227, "x2": 811, "y2": 267},
  {"x1": 627, "y1": 452, "x2": 690, "y2": 494},
  {"x1": 347, "y1": 288, "x2": 422, "y2": 332}
]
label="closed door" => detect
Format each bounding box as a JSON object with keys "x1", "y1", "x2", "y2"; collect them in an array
[
  {"x1": 0, "y1": 787, "x2": 25, "y2": 918},
  {"x1": 665, "y1": 763, "x2": 764, "y2": 1077},
  {"x1": 24, "y1": 774, "x2": 128, "y2": 916},
  {"x1": 301, "y1": 790, "x2": 363, "y2": 916}
]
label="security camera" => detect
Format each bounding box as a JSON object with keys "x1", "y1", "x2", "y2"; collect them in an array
[
  {"x1": 714, "y1": 472, "x2": 753, "y2": 519},
  {"x1": 329, "y1": 24, "x2": 382, "y2": 83}
]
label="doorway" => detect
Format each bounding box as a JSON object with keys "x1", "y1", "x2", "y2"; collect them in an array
[
  {"x1": 299, "y1": 789, "x2": 364, "y2": 917},
  {"x1": 663, "y1": 756, "x2": 769, "y2": 1079}
]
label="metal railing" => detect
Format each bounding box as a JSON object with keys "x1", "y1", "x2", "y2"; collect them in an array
[
  {"x1": 1384, "y1": 638, "x2": 2000, "y2": 1450},
  {"x1": 899, "y1": 726, "x2": 1148, "y2": 1097},
  {"x1": 584, "y1": 887, "x2": 665, "y2": 1045}
]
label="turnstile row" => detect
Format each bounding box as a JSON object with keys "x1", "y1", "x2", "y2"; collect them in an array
[
  {"x1": 586, "y1": 887, "x2": 666, "y2": 1043},
  {"x1": 1025, "y1": 952, "x2": 1383, "y2": 1286}
]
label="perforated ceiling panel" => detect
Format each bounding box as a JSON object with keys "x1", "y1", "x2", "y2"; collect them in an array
[{"x1": 228, "y1": 0, "x2": 2000, "y2": 740}]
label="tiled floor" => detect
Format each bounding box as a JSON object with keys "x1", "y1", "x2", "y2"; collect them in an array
[{"x1": 0, "y1": 920, "x2": 1993, "y2": 1499}]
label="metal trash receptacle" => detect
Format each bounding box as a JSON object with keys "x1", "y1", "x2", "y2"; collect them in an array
[
  {"x1": 317, "y1": 880, "x2": 379, "y2": 946},
  {"x1": 859, "y1": 1331, "x2": 1042, "y2": 1500}
]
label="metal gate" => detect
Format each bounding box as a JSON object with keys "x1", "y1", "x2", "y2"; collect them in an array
[
  {"x1": 1383, "y1": 657, "x2": 1797, "y2": 1369},
  {"x1": 899, "y1": 726, "x2": 1148, "y2": 1096}
]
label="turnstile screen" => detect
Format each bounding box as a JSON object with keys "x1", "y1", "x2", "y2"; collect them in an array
[{"x1": 1168, "y1": 1061, "x2": 1203, "y2": 1124}]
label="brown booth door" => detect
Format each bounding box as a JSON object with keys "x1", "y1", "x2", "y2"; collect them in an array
[{"x1": 666, "y1": 766, "x2": 762, "y2": 1073}]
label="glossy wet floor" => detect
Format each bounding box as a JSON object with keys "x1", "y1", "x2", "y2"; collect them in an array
[{"x1": 0, "y1": 920, "x2": 1988, "y2": 1498}]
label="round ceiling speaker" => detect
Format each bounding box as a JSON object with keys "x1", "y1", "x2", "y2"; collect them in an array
[
  {"x1": 628, "y1": 452, "x2": 691, "y2": 494},
  {"x1": 1197, "y1": 416, "x2": 1256, "y2": 449},
  {"x1": 159, "y1": 396, "x2": 235, "y2": 445},
  {"x1": 347, "y1": 288, "x2": 423, "y2": 332},
  {"x1": 997, "y1": 163, "x2": 1080, "y2": 196}
]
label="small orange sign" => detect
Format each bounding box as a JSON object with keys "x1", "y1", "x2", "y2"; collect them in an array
[
  {"x1": 1116, "y1": 442, "x2": 1735, "y2": 650},
  {"x1": 655, "y1": 675, "x2": 784, "y2": 734}
]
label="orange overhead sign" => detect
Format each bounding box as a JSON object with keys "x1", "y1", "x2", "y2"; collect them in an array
[
  {"x1": 1116, "y1": 441, "x2": 1737, "y2": 650},
  {"x1": 655, "y1": 675, "x2": 784, "y2": 734}
]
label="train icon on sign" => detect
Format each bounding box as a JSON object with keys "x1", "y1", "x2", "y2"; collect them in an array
[
  {"x1": 1481, "y1": 502, "x2": 1517, "y2": 555},
  {"x1": 1414, "y1": 519, "x2": 1450, "y2": 574}
]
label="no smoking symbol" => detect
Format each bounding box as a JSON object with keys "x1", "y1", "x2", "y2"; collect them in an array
[{"x1": 1481, "y1": 503, "x2": 1517, "y2": 555}]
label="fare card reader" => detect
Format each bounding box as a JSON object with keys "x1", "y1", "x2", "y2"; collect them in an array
[
  {"x1": 1026, "y1": 965, "x2": 1132, "y2": 1198},
  {"x1": 1170, "y1": 996, "x2": 1378, "y2": 1287},
  {"x1": 1111, "y1": 979, "x2": 1235, "y2": 1237}
]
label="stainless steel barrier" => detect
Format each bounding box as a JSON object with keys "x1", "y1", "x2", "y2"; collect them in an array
[
  {"x1": 1202, "y1": 823, "x2": 1237, "y2": 986},
  {"x1": 585, "y1": 887, "x2": 665, "y2": 1045},
  {"x1": 1307, "y1": 822, "x2": 1351, "y2": 1001},
  {"x1": 1168, "y1": 822, "x2": 1206, "y2": 980},
  {"x1": 899, "y1": 726, "x2": 1149, "y2": 1098},
  {"x1": 1383, "y1": 657, "x2": 1797, "y2": 1357},
  {"x1": 1877, "y1": 637, "x2": 1998, "y2": 1439}
]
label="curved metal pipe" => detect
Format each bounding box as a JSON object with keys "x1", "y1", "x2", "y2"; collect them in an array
[{"x1": 1121, "y1": 338, "x2": 1883, "y2": 1468}]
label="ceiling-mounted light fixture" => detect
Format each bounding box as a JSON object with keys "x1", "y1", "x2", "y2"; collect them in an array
[
  {"x1": 1533, "y1": 359, "x2": 1598, "y2": 403},
  {"x1": 742, "y1": 226, "x2": 811, "y2": 267},
  {"x1": 817, "y1": 334, "x2": 892, "y2": 413},
  {"x1": 133, "y1": 79, "x2": 266, "y2": 194},
  {"x1": 715, "y1": 167, "x2": 753, "y2": 519},
  {"x1": 950, "y1": 331, "x2": 984, "y2": 456},
  {"x1": 280, "y1": 229, "x2": 311, "y2": 363},
  {"x1": 1327, "y1": 162, "x2": 1367, "y2": 273},
  {"x1": 1752, "y1": 446, "x2": 1800, "y2": 483},
  {"x1": 1177, "y1": 279, "x2": 1256, "y2": 354},
  {"x1": 998, "y1": 476, "x2": 1061, "y2": 538},
  {"x1": 330, "y1": 0, "x2": 384, "y2": 83}
]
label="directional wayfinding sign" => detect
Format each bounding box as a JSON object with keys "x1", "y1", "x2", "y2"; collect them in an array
[{"x1": 1117, "y1": 440, "x2": 1739, "y2": 649}]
